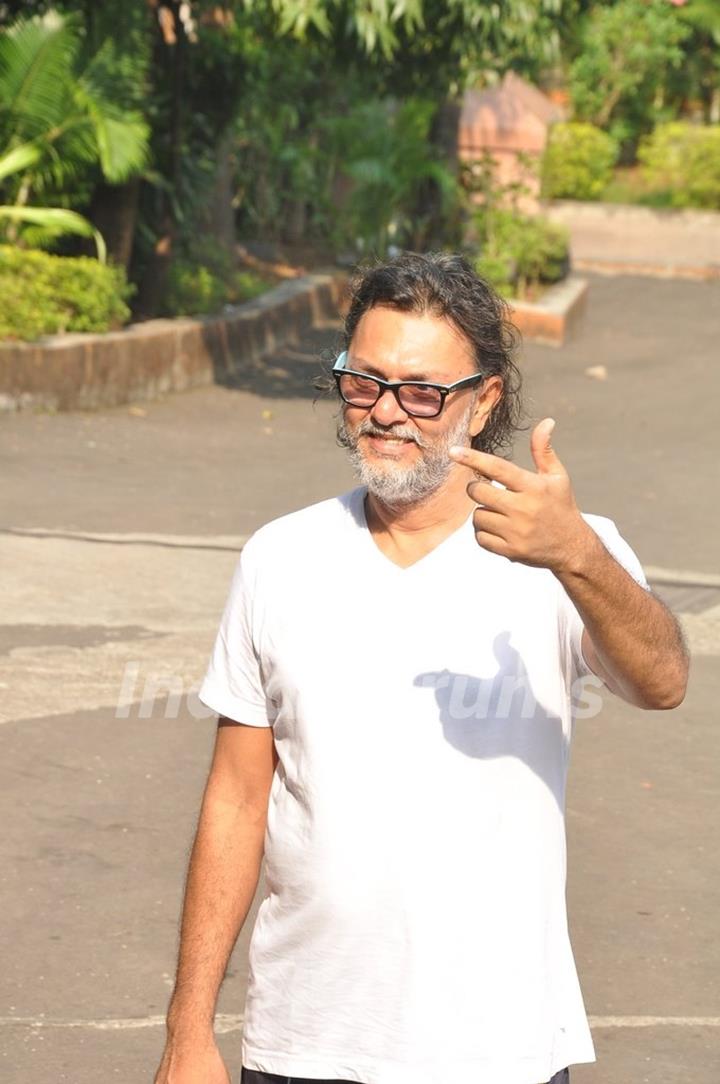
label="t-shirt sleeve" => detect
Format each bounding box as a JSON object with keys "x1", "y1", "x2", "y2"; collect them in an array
[
  {"x1": 198, "y1": 542, "x2": 274, "y2": 727},
  {"x1": 558, "y1": 514, "x2": 651, "y2": 682}
]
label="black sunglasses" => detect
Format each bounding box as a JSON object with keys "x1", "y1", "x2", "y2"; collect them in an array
[{"x1": 332, "y1": 351, "x2": 485, "y2": 419}]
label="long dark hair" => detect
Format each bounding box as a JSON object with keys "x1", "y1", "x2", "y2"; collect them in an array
[{"x1": 334, "y1": 251, "x2": 524, "y2": 455}]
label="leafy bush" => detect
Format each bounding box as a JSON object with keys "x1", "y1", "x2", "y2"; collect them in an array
[
  {"x1": 465, "y1": 149, "x2": 570, "y2": 299},
  {"x1": 166, "y1": 261, "x2": 227, "y2": 317},
  {"x1": 509, "y1": 214, "x2": 570, "y2": 290},
  {"x1": 601, "y1": 166, "x2": 674, "y2": 208},
  {"x1": 474, "y1": 209, "x2": 570, "y2": 300},
  {"x1": 165, "y1": 254, "x2": 270, "y2": 317},
  {"x1": 474, "y1": 250, "x2": 516, "y2": 299},
  {"x1": 541, "y1": 123, "x2": 618, "y2": 201},
  {"x1": 637, "y1": 123, "x2": 720, "y2": 210},
  {"x1": 324, "y1": 97, "x2": 459, "y2": 255},
  {"x1": 0, "y1": 245, "x2": 132, "y2": 340}
]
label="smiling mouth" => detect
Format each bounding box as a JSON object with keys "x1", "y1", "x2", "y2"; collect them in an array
[
  {"x1": 362, "y1": 434, "x2": 419, "y2": 460},
  {"x1": 364, "y1": 434, "x2": 416, "y2": 445}
]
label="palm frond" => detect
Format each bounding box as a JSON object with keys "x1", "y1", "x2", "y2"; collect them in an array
[
  {"x1": 13, "y1": 122, "x2": 98, "y2": 200},
  {"x1": 0, "y1": 205, "x2": 106, "y2": 262},
  {"x1": 74, "y1": 78, "x2": 149, "y2": 182},
  {"x1": 16, "y1": 221, "x2": 69, "y2": 251},
  {"x1": 51, "y1": 119, "x2": 102, "y2": 170},
  {"x1": 0, "y1": 141, "x2": 41, "y2": 184},
  {"x1": 98, "y1": 113, "x2": 149, "y2": 181},
  {"x1": 0, "y1": 14, "x2": 80, "y2": 142}
]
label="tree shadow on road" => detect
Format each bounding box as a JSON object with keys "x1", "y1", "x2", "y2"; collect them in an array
[{"x1": 207, "y1": 323, "x2": 342, "y2": 400}]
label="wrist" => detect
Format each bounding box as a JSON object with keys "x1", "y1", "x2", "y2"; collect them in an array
[
  {"x1": 166, "y1": 1001, "x2": 215, "y2": 1043},
  {"x1": 551, "y1": 518, "x2": 603, "y2": 580}
]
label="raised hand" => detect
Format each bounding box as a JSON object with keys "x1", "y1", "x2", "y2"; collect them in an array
[{"x1": 449, "y1": 418, "x2": 594, "y2": 573}]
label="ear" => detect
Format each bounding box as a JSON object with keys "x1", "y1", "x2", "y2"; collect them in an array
[{"x1": 468, "y1": 376, "x2": 503, "y2": 439}]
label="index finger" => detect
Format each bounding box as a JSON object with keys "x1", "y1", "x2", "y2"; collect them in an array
[{"x1": 449, "y1": 446, "x2": 529, "y2": 492}]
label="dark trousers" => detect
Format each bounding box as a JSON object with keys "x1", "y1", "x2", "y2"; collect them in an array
[{"x1": 241, "y1": 1067, "x2": 570, "y2": 1084}]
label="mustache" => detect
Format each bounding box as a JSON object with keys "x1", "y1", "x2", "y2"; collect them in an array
[{"x1": 349, "y1": 418, "x2": 428, "y2": 448}]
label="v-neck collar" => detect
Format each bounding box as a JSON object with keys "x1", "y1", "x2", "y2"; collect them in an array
[{"x1": 351, "y1": 486, "x2": 474, "y2": 573}]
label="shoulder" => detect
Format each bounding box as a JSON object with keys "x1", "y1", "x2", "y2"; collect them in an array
[{"x1": 242, "y1": 488, "x2": 364, "y2": 572}]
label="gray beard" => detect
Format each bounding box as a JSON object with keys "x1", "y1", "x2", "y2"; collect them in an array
[{"x1": 336, "y1": 403, "x2": 475, "y2": 509}]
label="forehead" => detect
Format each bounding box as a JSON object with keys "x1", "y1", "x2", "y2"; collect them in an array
[{"x1": 349, "y1": 305, "x2": 475, "y2": 381}]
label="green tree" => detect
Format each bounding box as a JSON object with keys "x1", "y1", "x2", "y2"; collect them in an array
[
  {"x1": 569, "y1": 0, "x2": 691, "y2": 156},
  {"x1": 0, "y1": 10, "x2": 149, "y2": 257},
  {"x1": 267, "y1": 0, "x2": 575, "y2": 244},
  {"x1": 324, "y1": 98, "x2": 459, "y2": 254},
  {"x1": 672, "y1": 0, "x2": 720, "y2": 124},
  {"x1": 3, "y1": 2, "x2": 579, "y2": 313}
]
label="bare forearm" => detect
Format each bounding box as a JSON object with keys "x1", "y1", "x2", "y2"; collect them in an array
[
  {"x1": 557, "y1": 526, "x2": 689, "y2": 709},
  {"x1": 167, "y1": 784, "x2": 266, "y2": 1038}
]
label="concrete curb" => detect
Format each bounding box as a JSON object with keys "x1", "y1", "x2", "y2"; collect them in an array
[
  {"x1": 509, "y1": 275, "x2": 589, "y2": 347},
  {"x1": 573, "y1": 257, "x2": 720, "y2": 281},
  {"x1": 0, "y1": 271, "x2": 346, "y2": 413}
]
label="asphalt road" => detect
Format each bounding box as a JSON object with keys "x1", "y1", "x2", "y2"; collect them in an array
[{"x1": 1, "y1": 274, "x2": 719, "y2": 1083}]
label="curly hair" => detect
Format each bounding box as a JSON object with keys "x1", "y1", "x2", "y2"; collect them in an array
[{"x1": 329, "y1": 251, "x2": 524, "y2": 456}]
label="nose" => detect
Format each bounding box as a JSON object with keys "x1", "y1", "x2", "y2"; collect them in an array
[{"x1": 370, "y1": 387, "x2": 410, "y2": 427}]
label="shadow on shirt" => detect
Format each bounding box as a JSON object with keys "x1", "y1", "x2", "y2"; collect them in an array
[{"x1": 413, "y1": 630, "x2": 567, "y2": 800}]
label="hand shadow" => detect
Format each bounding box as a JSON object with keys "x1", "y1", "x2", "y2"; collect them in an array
[{"x1": 414, "y1": 630, "x2": 567, "y2": 808}]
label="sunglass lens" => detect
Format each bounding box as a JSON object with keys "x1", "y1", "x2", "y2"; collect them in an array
[
  {"x1": 339, "y1": 372, "x2": 379, "y2": 406},
  {"x1": 398, "y1": 385, "x2": 442, "y2": 416}
]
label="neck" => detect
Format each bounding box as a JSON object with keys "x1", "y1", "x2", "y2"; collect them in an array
[{"x1": 364, "y1": 466, "x2": 476, "y2": 562}]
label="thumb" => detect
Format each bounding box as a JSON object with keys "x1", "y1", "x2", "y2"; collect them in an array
[{"x1": 530, "y1": 418, "x2": 565, "y2": 476}]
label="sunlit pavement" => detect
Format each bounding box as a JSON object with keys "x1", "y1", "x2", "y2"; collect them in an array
[{"x1": 1, "y1": 277, "x2": 718, "y2": 1082}]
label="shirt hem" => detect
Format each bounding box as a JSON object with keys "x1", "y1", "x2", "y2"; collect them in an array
[
  {"x1": 241, "y1": 1040, "x2": 597, "y2": 1084},
  {"x1": 198, "y1": 678, "x2": 271, "y2": 727}
]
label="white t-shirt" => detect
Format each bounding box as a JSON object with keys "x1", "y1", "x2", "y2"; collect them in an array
[{"x1": 199, "y1": 487, "x2": 648, "y2": 1084}]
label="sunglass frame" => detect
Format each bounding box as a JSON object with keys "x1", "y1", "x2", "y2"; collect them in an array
[{"x1": 332, "y1": 352, "x2": 486, "y2": 419}]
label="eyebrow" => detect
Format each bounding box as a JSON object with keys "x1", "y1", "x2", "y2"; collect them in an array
[{"x1": 348, "y1": 355, "x2": 434, "y2": 382}]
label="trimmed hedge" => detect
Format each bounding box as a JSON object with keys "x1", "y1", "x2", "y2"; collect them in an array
[
  {"x1": 541, "y1": 122, "x2": 618, "y2": 201},
  {"x1": 0, "y1": 246, "x2": 132, "y2": 341},
  {"x1": 638, "y1": 123, "x2": 720, "y2": 210}
]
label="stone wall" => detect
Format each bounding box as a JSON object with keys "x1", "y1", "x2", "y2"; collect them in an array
[
  {"x1": 0, "y1": 272, "x2": 346, "y2": 413},
  {"x1": 542, "y1": 201, "x2": 720, "y2": 278}
]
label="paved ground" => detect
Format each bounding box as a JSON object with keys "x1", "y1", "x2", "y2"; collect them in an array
[{"x1": 1, "y1": 275, "x2": 719, "y2": 1083}]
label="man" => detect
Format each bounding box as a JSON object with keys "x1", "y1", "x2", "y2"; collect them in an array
[{"x1": 155, "y1": 252, "x2": 688, "y2": 1084}]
